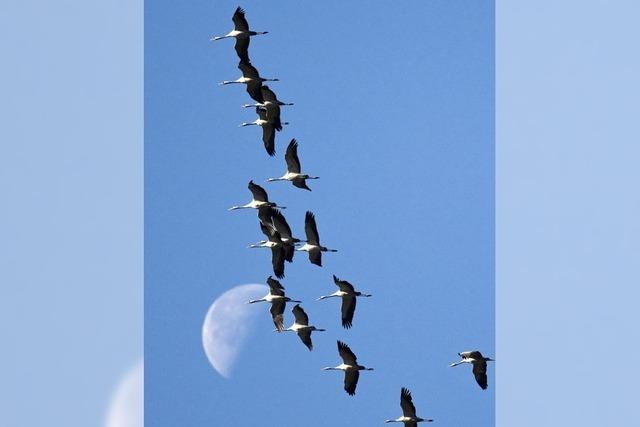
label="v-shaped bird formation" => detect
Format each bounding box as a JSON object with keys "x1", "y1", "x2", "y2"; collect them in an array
[{"x1": 212, "y1": 6, "x2": 493, "y2": 424}]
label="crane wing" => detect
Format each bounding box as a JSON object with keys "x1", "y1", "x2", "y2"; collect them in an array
[
  {"x1": 248, "y1": 180, "x2": 269, "y2": 202},
  {"x1": 308, "y1": 249, "x2": 322, "y2": 267},
  {"x1": 270, "y1": 299, "x2": 286, "y2": 331},
  {"x1": 400, "y1": 387, "x2": 417, "y2": 418},
  {"x1": 260, "y1": 85, "x2": 278, "y2": 103},
  {"x1": 245, "y1": 78, "x2": 263, "y2": 103},
  {"x1": 297, "y1": 329, "x2": 313, "y2": 351},
  {"x1": 337, "y1": 340, "x2": 358, "y2": 365},
  {"x1": 473, "y1": 360, "x2": 488, "y2": 390},
  {"x1": 234, "y1": 37, "x2": 250, "y2": 63},
  {"x1": 304, "y1": 211, "x2": 320, "y2": 245},
  {"x1": 271, "y1": 245, "x2": 285, "y2": 279},
  {"x1": 266, "y1": 276, "x2": 285, "y2": 296},
  {"x1": 291, "y1": 304, "x2": 309, "y2": 325},
  {"x1": 341, "y1": 296, "x2": 356, "y2": 329},
  {"x1": 333, "y1": 275, "x2": 355, "y2": 293},
  {"x1": 270, "y1": 209, "x2": 293, "y2": 239},
  {"x1": 284, "y1": 139, "x2": 302, "y2": 173},
  {"x1": 292, "y1": 178, "x2": 311, "y2": 191},
  {"x1": 344, "y1": 370, "x2": 359, "y2": 396},
  {"x1": 262, "y1": 124, "x2": 276, "y2": 156},
  {"x1": 232, "y1": 7, "x2": 249, "y2": 31},
  {"x1": 264, "y1": 103, "x2": 282, "y2": 131}
]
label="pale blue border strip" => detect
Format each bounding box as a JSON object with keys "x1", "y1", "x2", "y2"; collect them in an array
[
  {"x1": 0, "y1": 1, "x2": 142, "y2": 425},
  {"x1": 497, "y1": 1, "x2": 639, "y2": 425}
]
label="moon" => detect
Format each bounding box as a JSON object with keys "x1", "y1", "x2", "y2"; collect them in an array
[
  {"x1": 202, "y1": 284, "x2": 268, "y2": 378},
  {"x1": 104, "y1": 360, "x2": 143, "y2": 427}
]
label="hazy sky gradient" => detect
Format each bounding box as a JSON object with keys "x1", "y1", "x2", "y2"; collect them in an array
[{"x1": 146, "y1": 1, "x2": 494, "y2": 426}]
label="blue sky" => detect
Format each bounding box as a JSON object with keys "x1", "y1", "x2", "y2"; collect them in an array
[{"x1": 146, "y1": 1, "x2": 494, "y2": 426}]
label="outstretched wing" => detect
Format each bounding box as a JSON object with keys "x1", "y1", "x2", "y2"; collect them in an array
[
  {"x1": 333, "y1": 275, "x2": 355, "y2": 293},
  {"x1": 337, "y1": 340, "x2": 358, "y2": 365},
  {"x1": 262, "y1": 124, "x2": 276, "y2": 156},
  {"x1": 308, "y1": 249, "x2": 322, "y2": 267},
  {"x1": 270, "y1": 299, "x2": 286, "y2": 331},
  {"x1": 238, "y1": 60, "x2": 260, "y2": 79},
  {"x1": 344, "y1": 370, "x2": 359, "y2": 396},
  {"x1": 473, "y1": 360, "x2": 488, "y2": 390},
  {"x1": 266, "y1": 276, "x2": 285, "y2": 296},
  {"x1": 234, "y1": 37, "x2": 250, "y2": 63},
  {"x1": 265, "y1": 103, "x2": 282, "y2": 131},
  {"x1": 245, "y1": 79, "x2": 264, "y2": 103},
  {"x1": 271, "y1": 246, "x2": 285, "y2": 279},
  {"x1": 261, "y1": 85, "x2": 278, "y2": 103},
  {"x1": 248, "y1": 180, "x2": 269, "y2": 202},
  {"x1": 304, "y1": 211, "x2": 320, "y2": 245},
  {"x1": 284, "y1": 139, "x2": 302, "y2": 173},
  {"x1": 270, "y1": 209, "x2": 293, "y2": 239},
  {"x1": 292, "y1": 178, "x2": 311, "y2": 191},
  {"x1": 291, "y1": 304, "x2": 309, "y2": 325},
  {"x1": 297, "y1": 329, "x2": 313, "y2": 351},
  {"x1": 400, "y1": 387, "x2": 417, "y2": 418},
  {"x1": 341, "y1": 296, "x2": 357, "y2": 329},
  {"x1": 232, "y1": 7, "x2": 249, "y2": 31},
  {"x1": 283, "y1": 243, "x2": 295, "y2": 263}
]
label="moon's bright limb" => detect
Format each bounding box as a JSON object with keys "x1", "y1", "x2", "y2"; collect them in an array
[
  {"x1": 105, "y1": 360, "x2": 143, "y2": 427},
  {"x1": 202, "y1": 284, "x2": 268, "y2": 378}
]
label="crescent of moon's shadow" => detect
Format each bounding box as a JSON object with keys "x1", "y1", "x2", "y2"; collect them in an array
[
  {"x1": 104, "y1": 359, "x2": 143, "y2": 427},
  {"x1": 201, "y1": 284, "x2": 268, "y2": 378}
]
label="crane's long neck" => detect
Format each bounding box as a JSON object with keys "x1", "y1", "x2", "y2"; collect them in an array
[
  {"x1": 266, "y1": 177, "x2": 286, "y2": 182},
  {"x1": 449, "y1": 360, "x2": 468, "y2": 367},
  {"x1": 248, "y1": 298, "x2": 265, "y2": 304},
  {"x1": 317, "y1": 294, "x2": 339, "y2": 300},
  {"x1": 385, "y1": 420, "x2": 401, "y2": 423},
  {"x1": 228, "y1": 204, "x2": 249, "y2": 211},
  {"x1": 322, "y1": 366, "x2": 340, "y2": 371}
]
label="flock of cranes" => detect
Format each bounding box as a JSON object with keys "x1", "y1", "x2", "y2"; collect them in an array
[{"x1": 213, "y1": 6, "x2": 493, "y2": 424}]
